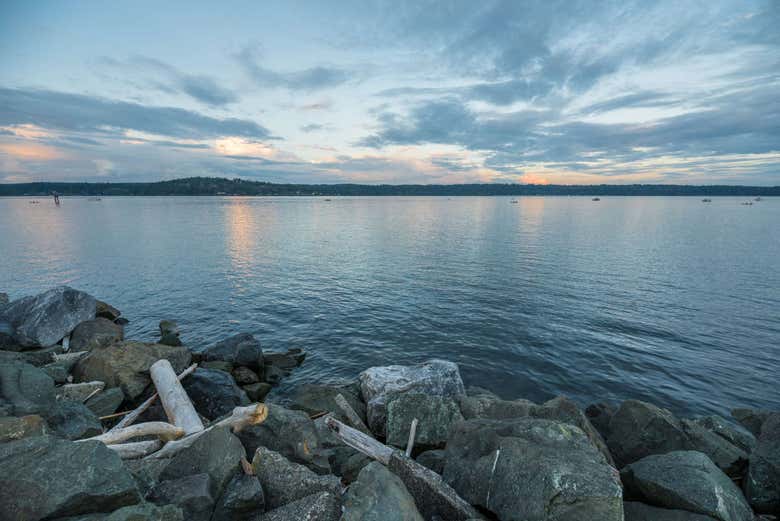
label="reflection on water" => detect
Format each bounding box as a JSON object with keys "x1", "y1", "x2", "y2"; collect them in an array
[{"x1": 1, "y1": 195, "x2": 778, "y2": 416}]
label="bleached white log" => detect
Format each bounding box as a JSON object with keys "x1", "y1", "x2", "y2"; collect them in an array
[
  {"x1": 108, "y1": 439, "x2": 163, "y2": 459},
  {"x1": 405, "y1": 418, "x2": 419, "y2": 457},
  {"x1": 62, "y1": 334, "x2": 70, "y2": 352},
  {"x1": 150, "y1": 359, "x2": 204, "y2": 436},
  {"x1": 334, "y1": 393, "x2": 370, "y2": 434},
  {"x1": 81, "y1": 421, "x2": 184, "y2": 445},
  {"x1": 324, "y1": 416, "x2": 393, "y2": 464}
]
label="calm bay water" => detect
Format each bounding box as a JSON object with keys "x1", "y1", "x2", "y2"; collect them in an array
[{"x1": 1, "y1": 196, "x2": 778, "y2": 416}]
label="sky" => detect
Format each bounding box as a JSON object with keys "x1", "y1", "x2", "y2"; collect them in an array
[{"x1": 0, "y1": 0, "x2": 778, "y2": 185}]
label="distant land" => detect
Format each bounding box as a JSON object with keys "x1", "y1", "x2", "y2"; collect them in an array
[{"x1": 1, "y1": 177, "x2": 778, "y2": 197}]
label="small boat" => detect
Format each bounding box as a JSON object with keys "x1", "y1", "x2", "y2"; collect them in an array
[
  {"x1": 324, "y1": 198, "x2": 332, "y2": 201},
  {"x1": 755, "y1": 197, "x2": 762, "y2": 202},
  {"x1": 592, "y1": 197, "x2": 600, "y2": 201},
  {"x1": 28, "y1": 200, "x2": 40, "y2": 204},
  {"x1": 702, "y1": 199, "x2": 712, "y2": 202},
  {"x1": 741, "y1": 201, "x2": 753, "y2": 206},
  {"x1": 88, "y1": 197, "x2": 102, "y2": 201},
  {"x1": 510, "y1": 199, "x2": 518, "y2": 204}
]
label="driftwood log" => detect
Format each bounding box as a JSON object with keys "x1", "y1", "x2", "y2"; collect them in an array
[
  {"x1": 405, "y1": 418, "x2": 419, "y2": 457},
  {"x1": 325, "y1": 417, "x2": 483, "y2": 521},
  {"x1": 81, "y1": 421, "x2": 184, "y2": 445},
  {"x1": 107, "y1": 439, "x2": 163, "y2": 459},
  {"x1": 334, "y1": 393, "x2": 371, "y2": 434},
  {"x1": 150, "y1": 359, "x2": 204, "y2": 435}
]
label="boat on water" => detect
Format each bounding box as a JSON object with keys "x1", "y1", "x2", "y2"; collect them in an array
[
  {"x1": 702, "y1": 198, "x2": 712, "y2": 202},
  {"x1": 510, "y1": 199, "x2": 519, "y2": 204},
  {"x1": 755, "y1": 197, "x2": 762, "y2": 201},
  {"x1": 592, "y1": 197, "x2": 600, "y2": 201},
  {"x1": 741, "y1": 201, "x2": 753, "y2": 206},
  {"x1": 88, "y1": 197, "x2": 102, "y2": 201},
  {"x1": 28, "y1": 200, "x2": 40, "y2": 204}
]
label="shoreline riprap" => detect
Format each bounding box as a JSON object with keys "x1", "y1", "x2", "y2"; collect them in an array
[{"x1": 0, "y1": 286, "x2": 777, "y2": 521}]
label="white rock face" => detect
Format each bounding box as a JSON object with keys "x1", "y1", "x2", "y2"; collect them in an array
[{"x1": 359, "y1": 359, "x2": 465, "y2": 436}]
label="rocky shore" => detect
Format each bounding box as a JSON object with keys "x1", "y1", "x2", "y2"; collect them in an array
[{"x1": 0, "y1": 286, "x2": 778, "y2": 521}]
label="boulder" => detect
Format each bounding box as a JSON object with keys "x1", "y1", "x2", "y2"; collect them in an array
[
  {"x1": 74, "y1": 341, "x2": 191, "y2": 400},
  {"x1": 0, "y1": 360, "x2": 56, "y2": 415},
  {"x1": 85, "y1": 386, "x2": 125, "y2": 417},
  {"x1": 243, "y1": 382, "x2": 272, "y2": 402},
  {"x1": 238, "y1": 403, "x2": 329, "y2": 473},
  {"x1": 257, "y1": 492, "x2": 341, "y2": 521},
  {"x1": 386, "y1": 393, "x2": 463, "y2": 449},
  {"x1": 261, "y1": 364, "x2": 288, "y2": 385},
  {"x1": 623, "y1": 501, "x2": 718, "y2": 520},
  {"x1": 0, "y1": 436, "x2": 140, "y2": 519},
  {"x1": 42, "y1": 362, "x2": 69, "y2": 383},
  {"x1": 416, "y1": 449, "x2": 446, "y2": 474},
  {"x1": 158, "y1": 320, "x2": 182, "y2": 347},
  {"x1": 732, "y1": 408, "x2": 773, "y2": 438},
  {"x1": 680, "y1": 418, "x2": 749, "y2": 477},
  {"x1": 0, "y1": 344, "x2": 63, "y2": 366},
  {"x1": 744, "y1": 412, "x2": 780, "y2": 514},
  {"x1": 0, "y1": 286, "x2": 96, "y2": 347},
  {"x1": 291, "y1": 382, "x2": 367, "y2": 425},
  {"x1": 54, "y1": 503, "x2": 184, "y2": 521},
  {"x1": 443, "y1": 417, "x2": 623, "y2": 521},
  {"x1": 621, "y1": 451, "x2": 753, "y2": 521},
  {"x1": 586, "y1": 402, "x2": 617, "y2": 440},
  {"x1": 182, "y1": 368, "x2": 249, "y2": 420},
  {"x1": 693, "y1": 415, "x2": 756, "y2": 453},
  {"x1": 124, "y1": 459, "x2": 170, "y2": 498},
  {"x1": 192, "y1": 333, "x2": 263, "y2": 370},
  {"x1": 211, "y1": 473, "x2": 265, "y2": 521},
  {"x1": 0, "y1": 414, "x2": 47, "y2": 442},
  {"x1": 232, "y1": 366, "x2": 259, "y2": 385},
  {"x1": 158, "y1": 426, "x2": 245, "y2": 500},
  {"x1": 0, "y1": 292, "x2": 8, "y2": 306},
  {"x1": 44, "y1": 400, "x2": 102, "y2": 440},
  {"x1": 359, "y1": 359, "x2": 465, "y2": 436},
  {"x1": 148, "y1": 474, "x2": 214, "y2": 521},
  {"x1": 201, "y1": 360, "x2": 233, "y2": 372},
  {"x1": 458, "y1": 394, "x2": 534, "y2": 420},
  {"x1": 95, "y1": 300, "x2": 121, "y2": 321},
  {"x1": 70, "y1": 318, "x2": 124, "y2": 352},
  {"x1": 56, "y1": 381, "x2": 105, "y2": 402},
  {"x1": 312, "y1": 414, "x2": 371, "y2": 482},
  {"x1": 251, "y1": 446, "x2": 341, "y2": 510},
  {"x1": 263, "y1": 347, "x2": 306, "y2": 369},
  {"x1": 343, "y1": 461, "x2": 424, "y2": 521}
]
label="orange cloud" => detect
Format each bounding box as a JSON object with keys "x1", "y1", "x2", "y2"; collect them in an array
[{"x1": 0, "y1": 142, "x2": 63, "y2": 161}]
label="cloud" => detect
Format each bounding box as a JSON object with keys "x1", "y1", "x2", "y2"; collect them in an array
[
  {"x1": 236, "y1": 46, "x2": 349, "y2": 91},
  {"x1": 0, "y1": 87, "x2": 273, "y2": 140},
  {"x1": 300, "y1": 123, "x2": 326, "y2": 133}
]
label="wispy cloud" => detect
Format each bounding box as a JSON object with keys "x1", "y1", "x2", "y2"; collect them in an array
[{"x1": 236, "y1": 45, "x2": 350, "y2": 91}]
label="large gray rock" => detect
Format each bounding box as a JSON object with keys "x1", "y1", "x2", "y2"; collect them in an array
[
  {"x1": 693, "y1": 415, "x2": 756, "y2": 454},
  {"x1": 0, "y1": 344, "x2": 63, "y2": 366},
  {"x1": 624, "y1": 501, "x2": 718, "y2": 520},
  {"x1": 291, "y1": 382, "x2": 367, "y2": 425},
  {"x1": 54, "y1": 503, "x2": 184, "y2": 521},
  {"x1": 458, "y1": 393, "x2": 534, "y2": 420},
  {"x1": 74, "y1": 341, "x2": 191, "y2": 400},
  {"x1": 0, "y1": 414, "x2": 47, "y2": 443},
  {"x1": 182, "y1": 368, "x2": 249, "y2": 420},
  {"x1": 148, "y1": 473, "x2": 214, "y2": 521},
  {"x1": 191, "y1": 333, "x2": 263, "y2": 371},
  {"x1": 158, "y1": 426, "x2": 245, "y2": 500},
  {"x1": 732, "y1": 407, "x2": 773, "y2": 438},
  {"x1": 0, "y1": 436, "x2": 140, "y2": 520},
  {"x1": 257, "y1": 492, "x2": 341, "y2": 521},
  {"x1": 85, "y1": 387, "x2": 125, "y2": 417},
  {"x1": 744, "y1": 412, "x2": 780, "y2": 514},
  {"x1": 681, "y1": 418, "x2": 749, "y2": 477},
  {"x1": 1, "y1": 286, "x2": 97, "y2": 347},
  {"x1": 251, "y1": 446, "x2": 341, "y2": 510},
  {"x1": 359, "y1": 359, "x2": 465, "y2": 437},
  {"x1": 443, "y1": 417, "x2": 623, "y2": 521},
  {"x1": 620, "y1": 451, "x2": 753, "y2": 521},
  {"x1": 386, "y1": 393, "x2": 463, "y2": 449},
  {"x1": 70, "y1": 318, "x2": 124, "y2": 352},
  {"x1": 0, "y1": 360, "x2": 56, "y2": 415},
  {"x1": 238, "y1": 403, "x2": 329, "y2": 473},
  {"x1": 158, "y1": 320, "x2": 182, "y2": 347},
  {"x1": 343, "y1": 461, "x2": 424, "y2": 521},
  {"x1": 124, "y1": 459, "x2": 170, "y2": 498},
  {"x1": 44, "y1": 400, "x2": 102, "y2": 440},
  {"x1": 0, "y1": 292, "x2": 8, "y2": 306},
  {"x1": 416, "y1": 449, "x2": 446, "y2": 474},
  {"x1": 211, "y1": 473, "x2": 264, "y2": 521},
  {"x1": 95, "y1": 300, "x2": 121, "y2": 321},
  {"x1": 585, "y1": 402, "x2": 617, "y2": 441}
]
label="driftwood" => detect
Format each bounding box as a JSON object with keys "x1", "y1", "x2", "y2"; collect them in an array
[
  {"x1": 405, "y1": 418, "x2": 419, "y2": 457},
  {"x1": 81, "y1": 421, "x2": 184, "y2": 445},
  {"x1": 107, "y1": 439, "x2": 163, "y2": 459},
  {"x1": 150, "y1": 359, "x2": 204, "y2": 435},
  {"x1": 147, "y1": 403, "x2": 268, "y2": 460},
  {"x1": 62, "y1": 334, "x2": 70, "y2": 352},
  {"x1": 109, "y1": 363, "x2": 197, "y2": 432},
  {"x1": 325, "y1": 417, "x2": 482, "y2": 521},
  {"x1": 82, "y1": 387, "x2": 102, "y2": 403},
  {"x1": 52, "y1": 351, "x2": 86, "y2": 364},
  {"x1": 334, "y1": 393, "x2": 370, "y2": 434}
]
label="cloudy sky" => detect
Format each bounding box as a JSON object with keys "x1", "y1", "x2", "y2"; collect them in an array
[{"x1": 1, "y1": 0, "x2": 778, "y2": 185}]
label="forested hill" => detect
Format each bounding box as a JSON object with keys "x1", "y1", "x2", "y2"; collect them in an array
[{"x1": 1, "y1": 177, "x2": 778, "y2": 196}]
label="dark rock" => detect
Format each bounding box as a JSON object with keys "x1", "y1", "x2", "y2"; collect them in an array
[
  {"x1": 0, "y1": 286, "x2": 96, "y2": 347},
  {"x1": 732, "y1": 408, "x2": 773, "y2": 438},
  {"x1": 124, "y1": 459, "x2": 170, "y2": 498},
  {"x1": 443, "y1": 417, "x2": 623, "y2": 521},
  {"x1": 182, "y1": 368, "x2": 249, "y2": 420},
  {"x1": 74, "y1": 341, "x2": 191, "y2": 400},
  {"x1": 744, "y1": 412, "x2": 780, "y2": 514},
  {"x1": 343, "y1": 461, "x2": 424, "y2": 521},
  {"x1": 312, "y1": 414, "x2": 371, "y2": 482},
  {"x1": 0, "y1": 292, "x2": 8, "y2": 306},
  {"x1": 465, "y1": 385, "x2": 499, "y2": 398},
  {"x1": 57, "y1": 381, "x2": 105, "y2": 402},
  {"x1": 243, "y1": 382, "x2": 272, "y2": 402},
  {"x1": 0, "y1": 360, "x2": 56, "y2": 415},
  {"x1": 458, "y1": 394, "x2": 534, "y2": 420},
  {"x1": 85, "y1": 386, "x2": 125, "y2": 417},
  {"x1": 0, "y1": 414, "x2": 47, "y2": 442},
  {"x1": 42, "y1": 362, "x2": 69, "y2": 383},
  {"x1": 158, "y1": 320, "x2": 182, "y2": 346},
  {"x1": 621, "y1": 450, "x2": 753, "y2": 521},
  {"x1": 693, "y1": 415, "x2": 756, "y2": 453},
  {"x1": 201, "y1": 360, "x2": 233, "y2": 372},
  {"x1": 291, "y1": 382, "x2": 367, "y2": 424},
  {"x1": 158, "y1": 426, "x2": 245, "y2": 500},
  {"x1": 257, "y1": 491, "x2": 340, "y2": 521},
  {"x1": 53, "y1": 503, "x2": 184, "y2": 521},
  {"x1": 95, "y1": 300, "x2": 121, "y2": 321},
  {"x1": 211, "y1": 473, "x2": 265, "y2": 521},
  {"x1": 192, "y1": 333, "x2": 263, "y2": 371},
  {"x1": 359, "y1": 359, "x2": 465, "y2": 437},
  {"x1": 0, "y1": 344, "x2": 63, "y2": 366},
  {"x1": 263, "y1": 348, "x2": 306, "y2": 369},
  {"x1": 680, "y1": 418, "x2": 749, "y2": 477},
  {"x1": 44, "y1": 400, "x2": 102, "y2": 440},
  {"x1": 386, "y1": 393, "x2": 463, "y2": 449},
  {"x1": 114, "y1": 317, "x2": 129, "y2": 326},
  {"x1": 238, "y1": 403, "x2": 329, "y2": 473},
  {"x1": 586, "y1": 401, "x2": 617, "y2": 440},
  {"x1": 148, "y1": 474, "x2": 214, "y2": 521},
  {"x1": 232, "y1": 366, "x2": 259, "y2": 385},
  {"x1": 70, "y1": 318, "x2": 124, "y2": 352},
  {"x1": 261, "y1": 364, "x2": 288, "y2": 385},
  {"x1": 251, "y1": 446, "x2": 341, "y2": 510},
  {"x1": 416, "y1": 449, "x2": 446, "y2": 474},
  {"x1": 624, "y1": 501, "x2": 718, "y2": 520},
  {"x1": 0, "y1": 436, "x2": 140, "y2": 520}
]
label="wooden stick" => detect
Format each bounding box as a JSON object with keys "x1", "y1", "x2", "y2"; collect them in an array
[
  {"x1": 82, "y1": 387, "x2": 102, "y2": 403},
  {"x1": 334, "y1": 393, "x2": 371, "y2": 434},
  {"x1": 109, "y1": 363, "x2": 197, "y2": 432},
  {"x1": 324, "y1": 416, "x2": 393, "y2": 465},
  {"x1": 81, "y1": 421, "x2": 184, "y2": 444},
  {"x1": 99, "y1": 410, "x2": 133, "y2": 421},
  {"x1": 107, "y1": 439, "x2": 163, "y2": 459},
  {"x1": 150, "y1": 359, "x2": 204, "y2": 436},
  {"x1": 62, "y1": 334, "x2": 70, "y2": 352},
  {"x1": 405, "y1": 418, "x2": 418, "y2": 457},
  {"x1": 240, "y1": 456, "x2": 254, "y2": 476}
]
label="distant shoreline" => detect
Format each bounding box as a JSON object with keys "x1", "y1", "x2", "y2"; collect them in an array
[{"x1": 1, "y1": 176, "x2": 779, "y2": 197}]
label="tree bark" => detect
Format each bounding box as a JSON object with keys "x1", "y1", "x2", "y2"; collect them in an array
[{"x1": 150, "y1": 359, "x2": 204, "y2": 435}]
